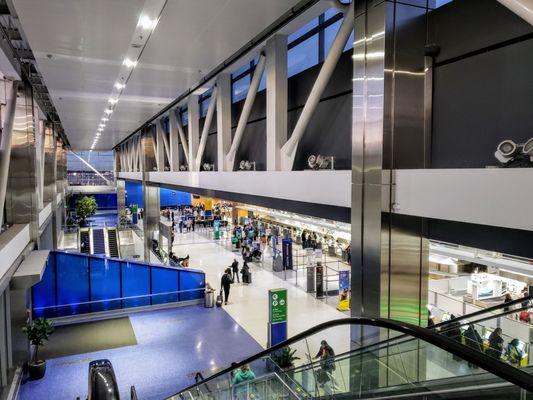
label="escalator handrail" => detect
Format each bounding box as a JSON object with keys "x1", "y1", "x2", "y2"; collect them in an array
[{"x1": 169, "y1": 317, "x2": 533, "y2": 398}]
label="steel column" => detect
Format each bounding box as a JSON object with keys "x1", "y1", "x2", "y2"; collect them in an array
[
  {"x1": 188, "y1": 95, "x2": 200, "y2": 171},
  {"x1": 168, "y1": 110, "x2": 180, "y2": 171},
  {"x1": 158, "y1": 119, "x2": 170, "y2": 170},
  {"x1": 266, "y1": 35, "x2": 288, "y2": 171},
  {"x1": 0, "y1": 80, "x2": 18, "y2": 226},
  {"x1": 216, "y1": 74, "x2": 232, "y2": 172}
]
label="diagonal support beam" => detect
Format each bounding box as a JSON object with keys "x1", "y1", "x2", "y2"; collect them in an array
[
  {"x1": 176, "y1": 112, "x2": 189, "y2": 165},
  {"x1": 280, "y1": 5, "x2": 354, "y2": 171},
  {"x1": 195, "y1": 86, "x2": 218, "y2": 171},
  {"x1": 225, "y1": 54, "x2": 266, "y2": 171},
  {"x1": 158, "y1": 119, "x2": 171, "y2": 169}
]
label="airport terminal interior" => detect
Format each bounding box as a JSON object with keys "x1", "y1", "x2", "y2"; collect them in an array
[{"x1": 0, "y1": 0, "x2": 532, "y2": 399}]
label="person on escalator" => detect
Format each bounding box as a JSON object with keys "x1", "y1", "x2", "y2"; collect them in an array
[
  {"x1": 505, "y1": 338, "x2": 524, "y2": 367},
  {"x1": 464, "y1": 324, "x2": 483, "y2": 368},
  {"x1": 487, "y1": 328, "x2": 504, "y2": 360},
  {"x1": 314, "y1": 340, "x2": 337, "y2": 392},
  {"x1": 232, "y1": 364, "x2": 256, "y2": 400}
]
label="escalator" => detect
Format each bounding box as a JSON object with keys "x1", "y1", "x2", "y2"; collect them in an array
[
  {"x1": 79, "y1": 229, "x2": 91, "y2": 254},
  {"x1": 171, "y1": 296, "x2": 533, "y2": 400},
  {"x1": 107, "y1": 228, "x2": 120, "y2": 258},
  {"x1": 92, "y1": 228, "x2": 106, "y2": 255}
]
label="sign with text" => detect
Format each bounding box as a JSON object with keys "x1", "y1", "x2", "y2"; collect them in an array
[{"x1": 269, "y1": 288, "x2": 287, "y2": 323}]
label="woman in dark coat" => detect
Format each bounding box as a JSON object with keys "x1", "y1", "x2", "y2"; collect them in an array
[{"x1": 486, "y1": 328, "x2": 504, "y2": 360}]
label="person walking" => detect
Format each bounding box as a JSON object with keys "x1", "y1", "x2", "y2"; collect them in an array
[
  {"x1": 487, "y1": 328, "x2": 504, "y2": 360},
  {"x1": 241, "y1": 261, "x2": 250, "y2": 284},
  {"x1": 220, "y1": 268, "x2": 233, "y2": 305},
  {"x1": 231, "y1": 258, "x2": 240, "y2": 283}
]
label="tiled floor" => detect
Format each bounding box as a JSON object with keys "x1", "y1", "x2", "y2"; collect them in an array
[
  {"x1": 171, "y1": 231, "x2": 351, "y2": 359},
  {"x1": 19, "y1": 306, "x2": 263, "y2": 400}
]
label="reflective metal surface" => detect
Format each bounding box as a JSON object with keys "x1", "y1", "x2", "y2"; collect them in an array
[
  {"x1": 142, "y1": 184, "x2": 160, "y2": 260},
  {"x1": 351, "y1": 0, "x2": 431, "y2": 341}
]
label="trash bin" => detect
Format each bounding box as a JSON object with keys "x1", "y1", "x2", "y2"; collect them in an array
[{"x1": 204, "y1": 290, "x2": 215, "y2": 308}]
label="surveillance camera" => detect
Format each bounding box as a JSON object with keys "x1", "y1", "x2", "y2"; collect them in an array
[
  {"x1": 494, "y1": 140, "x2": 517, "y2": 164},
  {"x1": 523, "y1": 138, "x2": 533, "y2": 161}
]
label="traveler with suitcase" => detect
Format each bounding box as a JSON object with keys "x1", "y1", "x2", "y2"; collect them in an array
[
  {"x1": 220, "y1": 268, "x2": 233, "y2": 305},
  {"x1": 241, "y1": 262, "x2": 251, "y2": 284}
]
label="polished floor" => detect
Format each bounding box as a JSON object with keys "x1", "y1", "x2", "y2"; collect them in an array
[
  {"x1": 171, "y1": 231, "x2": 351, "y2": 360},
  {"x1": 19, "y1": 306, "x2": 263, "y2": 400}
]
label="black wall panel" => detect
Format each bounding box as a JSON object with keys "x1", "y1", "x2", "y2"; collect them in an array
[{"x1": 428, "y1": 219, "x2": 533, "y2": 260}]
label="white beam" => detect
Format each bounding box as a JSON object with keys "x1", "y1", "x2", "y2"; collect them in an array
[
  {"x1": 168, "y1": 110, "x2": 180, "y2": 171},
  {"x1": 225, "y1": 54, "x2": 266, "y2": 171},
  {"x1": 216, "y1": 74, "x2": 232, "y2": 172},
  {"x1": 69, "y1": 150, "x2": 113, "y2": 186},
  {"x1": 280, "y1": 5, "x2": 354, "y2": 170},
  {"x1": 158, "y1": 119, "x2": 171, "y2": 168},
  {"x1": 176, "y1": 112, "x2": 189, "y2": 165},
  {"x1": 266, "y1": 35, "x2": 288, "y2": 171},
  {"x1": 497, "y1": 0, "x2": 533, "y2": 25},
  {"x1": 195, "y1": 86, "x2": 218, "y2": 171},
  {"x1": 188, "y1": 95, "x2": 200, "y2": 171}
]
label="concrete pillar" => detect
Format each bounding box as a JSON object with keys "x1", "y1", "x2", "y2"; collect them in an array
[
  {"x1": 216, "y1": 74, "x2": 232, "y2": 172},
  {"x1": 266, "y1": 34, "x2": 288, "y2": 171},
  {"x1": 187, "y1": 95, "x2": 200, "y2": 171},
  {"x1": 168, "y1": 110, "x2": 180, "y2": 171}
]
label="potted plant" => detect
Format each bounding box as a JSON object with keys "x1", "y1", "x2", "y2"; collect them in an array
[
  {"x1": 23, "y1": 318, "x2": 54, "y2": 380},
  {"x1": 271, "y1": 346, "x2": 300, "y2": 371},
  {"x1": 75, "y1": 195, "x2": 97, "y2": 226}
]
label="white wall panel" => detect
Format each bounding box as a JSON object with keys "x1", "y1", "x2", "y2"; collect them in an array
[{"x1": 394, "y1": 169, "x2": 533, "y2": 231}]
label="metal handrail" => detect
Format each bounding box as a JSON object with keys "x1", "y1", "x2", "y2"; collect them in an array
[{"x1": 168, "y1": 317, "x2": 533, "y2": 398}]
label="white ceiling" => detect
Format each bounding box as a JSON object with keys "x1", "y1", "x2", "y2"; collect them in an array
[{"x1": 12, "y1": 0, "x2": 308, "y2": 150}]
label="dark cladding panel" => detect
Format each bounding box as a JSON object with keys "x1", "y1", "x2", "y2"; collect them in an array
[
  {"x1": 233, "y1": 120, "x2": 266, "y2": 171},
  {"x1": 432, "y1": 38, "x2": 533, "y2": 168}
]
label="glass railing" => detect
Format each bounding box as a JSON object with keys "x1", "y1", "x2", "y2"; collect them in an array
[
  {"x1": 31, "y1": 250, "x2": 205, "y2": 318},
  {"x1": 168, "y1": 318, "x2": 533, "y2": 400}
]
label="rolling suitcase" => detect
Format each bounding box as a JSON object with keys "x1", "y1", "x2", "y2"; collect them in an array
[{"x1": 216, "y1": 291, "x2": 223, "y2": 307}]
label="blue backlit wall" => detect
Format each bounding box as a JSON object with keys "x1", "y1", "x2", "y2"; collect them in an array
[
  {"x1": 160, "y1": 188, "x2": 191, "y2": 207},
  {"x1": 125, "y1": 180, "x2": 143, "y2": 208},
  {"x1": 32, "y1": 250, "x2": 205, "y2": 318}
]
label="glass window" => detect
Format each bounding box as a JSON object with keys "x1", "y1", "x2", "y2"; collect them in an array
[
  {"x1": 232, "y1": 75, "x2": 250, "y2": 103},
  {"x1": 180, "y1": 108, "x2": 188, "y2": 126},
  {"x1": 200, "y1": 97, "x2": 211, "y2": 118},
  {"x1": 436, "y1": 0, "x2": 453, "y2": 7},
  {"x1": 289, "y1": 17, "x2": 318, "y2": 42},
  {"x1": 324, "y1": 17, "x2": 354, "y2": 55},
  {"x1": 288, "y1": 34, "x2": 319, "y2": 77}
]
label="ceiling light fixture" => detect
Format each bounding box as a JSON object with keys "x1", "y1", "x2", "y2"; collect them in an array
[
  {"x1": 108, "y1": 98, "x2": 118, "y2": 105},
  {"x1": 104, "y1": 109, "x2": 113, "y2": 115},
  {"x1": 99, "y1": 123, "x2": 106, "y2": 128},
  {"x1": 114, "y1": 82, "x2": 126, "y2": 90},
  {"x1": 138, "y1": 15, "x2": 157, "y2": 30},
  {"x1": 102, "y1": 117, "x2": 109, "y2": 122},
  {"x1": 123, "y1": 58, "x2": 138, "y2": 68}
]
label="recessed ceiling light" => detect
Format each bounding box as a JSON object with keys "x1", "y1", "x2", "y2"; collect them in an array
[
  {"x1": 102, "y1": 117, "x2": 109, "y2": 122},
  {"x1": 123, "y1": 58, "x2": 137, "y2": 68},
  {"x1": 138, "y1": 15, "x2": 157, "y2": 30},
  {"x1": 99, "y1": 123, "x2": 105, "y2": 128},
  {"x1": 108, "y1": 98, "x2": 118, "y2": 105},
  {"x1": 114, "y1": 82, "x2": 125, "y2": 90},
  {"x1": 104, "y1": 109, "x2": 113, "y2": 115}
]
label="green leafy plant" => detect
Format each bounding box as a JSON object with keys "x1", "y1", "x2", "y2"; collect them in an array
[
  {"x1": 22, "y1": 319, "x2": 54, "y2": 363},
  {"x1": 75, "y1": 195, "x2": 97, "y2": 223},
  {"x1": 271, "y1": 346, "x2": 300, "y2": 369}
]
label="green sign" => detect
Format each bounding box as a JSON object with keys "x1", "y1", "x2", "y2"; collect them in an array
[{"x1": 269, "y1": 289, "x2": 287, "y2": 324}]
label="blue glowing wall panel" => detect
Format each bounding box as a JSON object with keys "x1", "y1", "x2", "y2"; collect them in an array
[
  {"x1": 180, "y1": 270, "x2": 205, "y2": 301},
  {"x1": 31, "y1": 251, "x2": 206, "y2": 317},
  {"x1": 159, "y1": 188, "x2": 191, "y2": 207},
  {"x1": 56, "y1": 252, "x2": 89, "y2": 316},
  {"x1": 32, "y1": 253, "x2": 57, "y2": 319},
  {"x1": 90, "y1": 257, "x2": 121, "y2": 312},
  {"x1": 152, "y1": 267, "x2": 179, "y2": 305},
  {"x1": 121, "y1": 261, "x2": 150, "y2": 308},
  {"x1": 125, "y1": 180, "x2": 143, "y2": 208}
]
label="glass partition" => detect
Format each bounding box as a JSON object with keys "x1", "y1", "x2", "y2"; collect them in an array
[{"x1": 31, "y1": 250, "x2": 205, "y2": 318}]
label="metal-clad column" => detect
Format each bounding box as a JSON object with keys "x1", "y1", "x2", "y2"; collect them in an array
[
  {"x1": 142, "y1": 184, "x2": 160, "y2": 261},
  {"x1": 0, "y1": 80, "x2": 18, "y2": 227},
  {"x1": 216, "y1": 74, "x2": 232, "y2": 172},
  {"x1": 266, "y1": 35, "x2": 288, "y2": 171},
  {"x1": 187, "y1": 95, "x2": 200, "y2": 171},
  {"x1": 168, "y1": 110, "x2": 180, "y2": 171},
  {"x1": 195, "y1": 86, "x2": 218, "y2": 170},
  {"x1": 351, "y1": 0, "x2": 430, "y2": 342}
]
